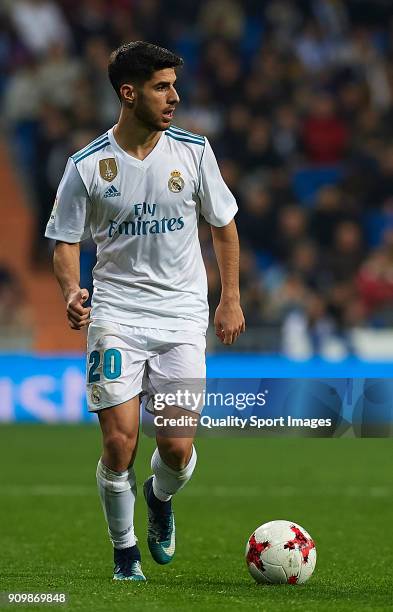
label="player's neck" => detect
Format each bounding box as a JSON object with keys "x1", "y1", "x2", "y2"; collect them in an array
[{"x1": 113, "y1": 112, "x2": 161, "y2": 161}]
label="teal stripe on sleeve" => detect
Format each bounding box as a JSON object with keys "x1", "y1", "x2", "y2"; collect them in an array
[
  {"x1": 73, "y1": 140, "x2": 110, "y2": 164},
  {"x1": 168, "y1": 126, "x2": 204, "y2": 142},
  {"x1": 165, "y1": 132, "x2": 205, "y2": 146},
  {"x1": 72, "y1": 133, "x2": 109, "y2": 162}
]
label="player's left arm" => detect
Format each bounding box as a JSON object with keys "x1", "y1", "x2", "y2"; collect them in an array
[{"x1": 211, "y1": 219, "x2": 245, "y2": 345}]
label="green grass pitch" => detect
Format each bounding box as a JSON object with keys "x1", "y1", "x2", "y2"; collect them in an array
[{"x1": 1, "y1": 425, "x2": 392, "y2": 611}]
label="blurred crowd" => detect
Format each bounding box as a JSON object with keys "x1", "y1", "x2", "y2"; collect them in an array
[
  {"x1": 1, "y1": 0, "x2": 393, "y2": 353},
  {"x1": 0, "y1": 266, "x2": 33, "y2": 349}
]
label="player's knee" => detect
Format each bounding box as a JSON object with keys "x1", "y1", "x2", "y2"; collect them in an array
[
  {"x1": 158, "y1": 439, "x2": 192, "y2": 470},
  {"x1": 104, "y1": 431, "x2": 136, "y2": 467}
]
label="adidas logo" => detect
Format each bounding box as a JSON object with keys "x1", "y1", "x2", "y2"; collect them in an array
[{"x1": 104, "y1": 185, "x2": 121, "y2": 198}]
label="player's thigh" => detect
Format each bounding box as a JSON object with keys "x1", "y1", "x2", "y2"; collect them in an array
[
  {"x1": 98, "y1": 395, "x2": 141, "y2": 442},
  {"x1": 148, "y1": 333, "x2": 206, "y2": 415},
  {"x1": 149, "y1": 335, "x2": 205, "y2": 464},
  {"x1": 155, "y1": 403, "x2": 199, "y2": 444}
]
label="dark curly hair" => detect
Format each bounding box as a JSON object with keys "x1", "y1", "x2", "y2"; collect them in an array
[{"x1": 108, "y1": 41, "x2": 183, "y2": 100}]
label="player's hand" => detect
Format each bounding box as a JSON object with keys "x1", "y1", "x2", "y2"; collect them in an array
[
  {"x1": 214, "y1": 299, "x2": 245, "y2": 345},
  {"x1": 66, "y1": 288, "x2": 91, "y2": 330}
]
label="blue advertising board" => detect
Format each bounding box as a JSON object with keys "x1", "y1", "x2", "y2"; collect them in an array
[{"x1": 0, "y1": 355, "x2": 392, "y2": 435}]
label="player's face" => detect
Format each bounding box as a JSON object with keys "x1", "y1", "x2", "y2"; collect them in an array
[{"x1": 134, "y1": 68, "x2": 180, "y2": 131}]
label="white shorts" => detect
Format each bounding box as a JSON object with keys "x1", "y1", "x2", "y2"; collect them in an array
[{"x1": 86, "y1": 321, "x2": 206, "y2": 413}]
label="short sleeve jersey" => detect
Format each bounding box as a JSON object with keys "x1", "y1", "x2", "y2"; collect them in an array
[{"x1": 45, "y1": 125, "x2": 237, "y2": 332}]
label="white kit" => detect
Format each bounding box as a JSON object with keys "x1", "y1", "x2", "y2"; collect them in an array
[{"x1": 45, "y1": 125, "x2": 238, "y2": 333}]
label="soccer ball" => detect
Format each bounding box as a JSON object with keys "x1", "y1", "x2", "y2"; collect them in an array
[{"x1": 245, "y1": 520, "x2": 316, "y2": 585}]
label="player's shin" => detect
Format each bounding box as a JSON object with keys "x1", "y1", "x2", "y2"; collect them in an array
[
  {"x1": 96, "y1": 458, "x2": 137, "y2": 548},
  {"x1": 151, "y1": 445, "x2": 197, "y2": 501}
]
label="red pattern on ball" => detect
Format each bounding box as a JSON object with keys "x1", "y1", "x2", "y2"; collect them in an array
[
  {"x1": 246, "y1": 534, "x2": 271, "y2": 571},
  {"x1": 284, "y1": 525, "x2": 315, "y2": 563}
]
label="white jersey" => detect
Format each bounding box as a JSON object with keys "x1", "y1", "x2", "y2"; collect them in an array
[{"x1": 45, "y1": 125, "x2": 237, "y2": 332}]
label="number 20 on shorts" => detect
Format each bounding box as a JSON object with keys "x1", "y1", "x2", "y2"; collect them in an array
[{"x1": 88, "y1": 348, "x2": 122, "y2": 382}]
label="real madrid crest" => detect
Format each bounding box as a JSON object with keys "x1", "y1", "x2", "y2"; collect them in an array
[
  {"x1": 168, "y1": 170, "x2": 184, "y2": 193},
  {"x1": 91, "y1": 384, "x2": 101, "y2": 405},
  {"x1": 99, "y1": 158, "x2": 118, "y2": 182}
]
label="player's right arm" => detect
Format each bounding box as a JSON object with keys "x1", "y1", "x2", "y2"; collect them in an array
[
  {"x1": 53, "y1": 241, "x2": 91, "y2": 330},
  {"x1": 44, "y1": 158, "x2": 93, "y2": 330}
]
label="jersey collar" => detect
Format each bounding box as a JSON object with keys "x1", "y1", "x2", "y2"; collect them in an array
[{"x1": 108, "y1": 126, "x2": 165, "y2": 169}]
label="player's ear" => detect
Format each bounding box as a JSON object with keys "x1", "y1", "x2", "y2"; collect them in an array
[{"x1": 120, "y1": 83, "x2": 135, "y2": 107}]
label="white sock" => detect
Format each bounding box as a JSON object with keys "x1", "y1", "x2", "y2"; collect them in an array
[
  {"x1": 151, "y1": 446, "x2": 197, "y2": 502},
  {"x1": 96, "y1": 458, "x2": 137, "y2": 549}
]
